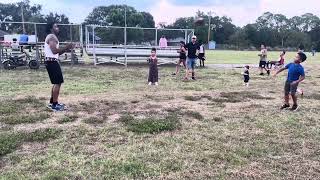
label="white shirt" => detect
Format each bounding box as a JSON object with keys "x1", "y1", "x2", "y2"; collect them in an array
[
  {"x1": 44, "y1": 34, "x2": 59, "y2": 59},
  {"x1": 199, "y1": 45, "x2": 204, "y2": 53},
  {"x1": 11, "y1": 42, "x2": 20, "y2": 51}
]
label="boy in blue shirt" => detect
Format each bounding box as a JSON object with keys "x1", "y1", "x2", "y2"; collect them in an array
[{"x1": 273, "y1": 52, "x2": 307, "y2": 111}]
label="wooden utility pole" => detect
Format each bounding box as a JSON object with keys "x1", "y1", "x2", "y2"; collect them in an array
[
  {"x1": 208, "y1": 11, "x2": 212, "y2": 43},
  {"x1": 21, "y1": 5, "x2": 26, "y2": 34}
]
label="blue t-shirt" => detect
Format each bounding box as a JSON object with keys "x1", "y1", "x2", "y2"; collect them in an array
[{"x1": 285, "y1": 63, "x2": 305, "y2": 82}]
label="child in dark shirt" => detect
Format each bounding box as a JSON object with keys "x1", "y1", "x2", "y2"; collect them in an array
[
  {"x1": 148, "y1": 48, "x2": 159, "y2": 86},
  {"x1": 242, "y1": 65, "x2": 250, "y2": 87},
  {"x1": 172, "y1": 41, "x2": 187, "y2": 76}
]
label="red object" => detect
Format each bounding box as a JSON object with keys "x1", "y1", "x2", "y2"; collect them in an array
[{"x1": 279, "y1": 56, "x2": 285, "y2": 65}]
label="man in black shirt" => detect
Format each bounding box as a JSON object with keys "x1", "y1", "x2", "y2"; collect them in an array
[{"x1": 184, "y1": 35, "x2": 200, "y2": 80}]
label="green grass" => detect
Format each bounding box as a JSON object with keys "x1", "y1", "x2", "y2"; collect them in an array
[
  {"x1": 24, "y1": 128, "x2": 62, "y2": 142},
  {"x1": 0, "y1": 52, "x2": 320, "y2": 179},
  {"x1": 1, "y1": 113, "x2": 50, "y2": 125},
  {"x1": 57, "y1": 114, "x2": 78, "y2": 124},
  {"x1": 119, "y1": 114, "x2": 181, "y2": 134},
  {"x1": 0, "y1": 133, "x2": 22, "y2": 156},
  {"x1": 0, "y1": 129, "x2": 61, "y2": 157},
  {"x1": 184, "y1": 110, "x2": 204, "y2": 120},
  {"x1": 83, "y1": 117, "x2": 105, "y2": 125}
]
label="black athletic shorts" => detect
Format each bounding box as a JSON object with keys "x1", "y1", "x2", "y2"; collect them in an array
[
  {"x1": 45, "y1": 61, "x2": 64, "y2": 84},
  {"x1": 198, "y1": 53, "x2": 205, "y2": 60},
  {"x1": 284, "y1": 81, "x2": 298, "y2": 95},
  {"x1": 244, "y1": 75, "x2": 250, "y2": 83},
  {"x1": 259, "y1": 61, "x2": 266, "y2": 68}
]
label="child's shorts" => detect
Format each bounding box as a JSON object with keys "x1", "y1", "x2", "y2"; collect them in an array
[
  {"x1": 198, "y1": 53, "x2": 205, "y2": 61},
  {"x1": 284, "y1": 81, "x2": 298, "y2": 95},
  {"x1": 244, "y1": 75, "x2": 250, "y2": 83},
  {"x1": 259, "y1": 61, "x2": 266, "y2": 68}
]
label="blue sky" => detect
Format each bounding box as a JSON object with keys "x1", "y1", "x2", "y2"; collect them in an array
[{"x1": 2, "y1": 0, "x2": 319, "y2": 26}]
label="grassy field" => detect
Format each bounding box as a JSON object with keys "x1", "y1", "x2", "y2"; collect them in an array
[
  {"x1": 0, "y1": 58, "x2": 320, "y2": 179},
  {"x1": 205, "y1": 50, "x2": 319, "y2": 64}
]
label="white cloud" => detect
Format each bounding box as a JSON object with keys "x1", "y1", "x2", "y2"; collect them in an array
[
  {"x1": 260, "y1": 0, "x2": 320, "y2": 17},
  {"x1": 2, "y1": 0, "x2": 320, "y2": 26},
  {"x1": 149, "y1": 0, "x2": 260, "y2": 27},
  {"x1": 149, "y1": 0, "x2": 320, "y2": 27},
  {"x1": 0, "y1": 0, "x2": 92, "y2": 24}
]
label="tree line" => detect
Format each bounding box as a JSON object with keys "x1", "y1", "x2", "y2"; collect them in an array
[{"x1": 1, "y1": 1, "x2": 319, "y2": 50}]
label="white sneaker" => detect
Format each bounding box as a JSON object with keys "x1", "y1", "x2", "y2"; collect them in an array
[
  {"x1": 155, "y1": 82, "x2": 159, "y2": 86},
  {"x1": 148, "y1": 82, "x2": 152, "y2": 86}
]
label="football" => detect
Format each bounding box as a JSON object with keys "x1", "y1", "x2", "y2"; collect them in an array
[{"x1": 194, "y1": 17, "x2": 205, "y2": 26}]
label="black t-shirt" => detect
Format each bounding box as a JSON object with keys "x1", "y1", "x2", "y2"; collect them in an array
[
  {"x1": 244, "y1": 70, "x2": 249, "y2": 76},
  {"x1": 185, "y1": 42, "x2": 200, "y2": 58},
  {"x1": 179, "y1": 47, "x2": 187, "y2": 59}
]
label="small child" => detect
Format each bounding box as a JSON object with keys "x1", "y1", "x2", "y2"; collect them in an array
[
  {"x1": 267, "y1": 51, "x2": 286, "y2": 73},
  {"x1": 172, "y1": 41, "x2": 187, "y2": 76},
  {"x1": 148, "y1": 48, "x2": 159, "y2": 86},
  {"x1": 273, "y1": 52, "x2": 307, "y2": 111},
  {"x1": 198, "y1": 40, "x2": 206, "y2": 67},
  {"x1": 258, "y1": 43, "x2": 268, "y2": 75},
  {"x1": 242, "y1": 65, "x2": 250, "y2": 87},
  {"x1": 11, "y1": 38, "x2": 20, "y2": 51}
]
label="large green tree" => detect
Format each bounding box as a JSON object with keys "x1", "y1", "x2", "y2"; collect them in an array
[
  {"x1": 166, "y1": 11, "x2": 236, "y2": 44},
  {"x1": 0, "y1": 0, "x2": 72, "y2": 42},
  {"x1": 85, "y1": 5, "x2": 155, "y2": 45},
  {"x1": 0, "y1": 0, "x2": 43, "y2": 34}
]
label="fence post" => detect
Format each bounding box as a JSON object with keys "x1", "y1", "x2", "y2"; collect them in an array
[
  {"x1": 85, "y1": 26, "x2": 88, "y2": 49},
  {"x1": 34, "y1": 23, "x2": 40, "y2": 62},
  {"x1": 185, "y1": 30, "x2": 187, "y2": 44},
  {"x1": 80, "y1": 24, "x2": 83, "y2": 48},
  {"x1": 93, "y1": 26, "x2": 96, "y2": 66},
  {"x1": 155, "y1": 28, "x2": 158, "y2": 47},
  {"x1": 0, "y1": 44, "x2": 2, "y2": 67},
  {"x1": 124, "y1": 27, "x2": 128, "y2": 68}
]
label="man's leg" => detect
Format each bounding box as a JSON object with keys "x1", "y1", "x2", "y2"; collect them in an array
[
  {"x1": 52, "y1": 84, "x2": 61, "y2": 106},
  {"x1": 50, "y1": 86, "x2": 54, "y2": 104},
  {"x1": 185, "y1": 68, "x2": 189, "y2": 79},
  {"x1": 185, "y1": 59, "x2": 191, "y2": 79},
  {"x1": 192, "y1": 59, "x2": 196, "y2": 80}
]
